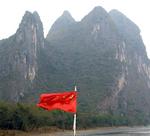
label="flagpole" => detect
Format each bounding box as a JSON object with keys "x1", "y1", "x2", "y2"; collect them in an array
[{"x1": 73, "y1": 86, "x2": 77, "y2": 136}]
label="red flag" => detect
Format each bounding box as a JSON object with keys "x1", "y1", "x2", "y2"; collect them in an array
[{"x1": 37, "y1": 91, "x2": 77, "y2": 113}]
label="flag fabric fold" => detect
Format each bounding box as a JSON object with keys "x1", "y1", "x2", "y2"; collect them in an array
[{"x1": 37, "y1": 91, "x2": 77, "y2": 113}]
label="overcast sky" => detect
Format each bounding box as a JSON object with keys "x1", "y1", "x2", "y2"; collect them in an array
[{"x1": 0, "y1": 0, "x2": 149, "y2": 58}]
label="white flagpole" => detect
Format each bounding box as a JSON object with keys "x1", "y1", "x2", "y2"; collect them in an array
[{"x1": 73, "y1": 86, "x2": 77, "y2": 136}]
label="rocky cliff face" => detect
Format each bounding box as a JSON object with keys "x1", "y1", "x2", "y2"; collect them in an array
[
  {"x1": 0, "y1": 7, "x2": 150, "y2": 118},
  {"x1": 0, "y1": 11, "x2": 44, "y2": 101},
  {"x1": 109, "y1": 10, "x2": 150, "y2": 116}
]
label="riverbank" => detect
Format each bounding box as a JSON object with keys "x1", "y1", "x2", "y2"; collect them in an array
[
  {"x1": 1, "y1": 126, "x2": 150, "y2": 136},
  {"x1": 0, "y1": 127, "x2": 128, "y2": 136},
  {"x1": 0, "y1": 126, "x2": 62, "y2": 136}
]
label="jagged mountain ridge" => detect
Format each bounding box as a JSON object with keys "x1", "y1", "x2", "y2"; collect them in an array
[{"x1": 0, "y1": 6, "x2": 150, "y2": 118}]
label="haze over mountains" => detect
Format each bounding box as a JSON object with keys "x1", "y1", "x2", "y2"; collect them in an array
[{"x1": 0, "y1": 6, "x2": 150, "y2": 119}]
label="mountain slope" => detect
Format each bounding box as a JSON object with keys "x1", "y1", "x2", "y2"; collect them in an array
[
  {"x1": 43, "y1": 6, "x2": 124, "y2": 112},
  {"x1": 0, "y1": 7, "x2": 150, "y2": 119},
  {"x1": 109, "y1": 10, "x2": 150, "y2": 116},
  {"x1": 0, "y1": 11, "x2": 44, "y2": 101},
  {"x1": 46, "y1": 10, "x2": 75, "y2": 42}
]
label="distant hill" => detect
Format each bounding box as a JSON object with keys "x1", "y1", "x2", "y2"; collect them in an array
[{"x1": 0, "y1": 6, "x2": 150, "y2": 119}]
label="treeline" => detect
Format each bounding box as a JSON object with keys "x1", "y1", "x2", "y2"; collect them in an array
[{"x1": 0, "y1": 102, "x2": 148, "y2": 131}]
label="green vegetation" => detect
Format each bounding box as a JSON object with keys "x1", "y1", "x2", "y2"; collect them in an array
[{"x1": 0, "y1": 101, "x2": 148, "y2": 131}]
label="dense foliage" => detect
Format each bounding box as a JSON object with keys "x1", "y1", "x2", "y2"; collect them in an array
[{"x1": 0, "y1": 102, "x2": 148, "y2": 131}]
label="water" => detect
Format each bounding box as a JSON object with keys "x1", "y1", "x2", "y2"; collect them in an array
[
  {"x1": 76, "y1": 127, "x2": 150, "y2": 136},
  {"x1": 29, "y1": 127, "x2": 150, "y2": 136}
]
